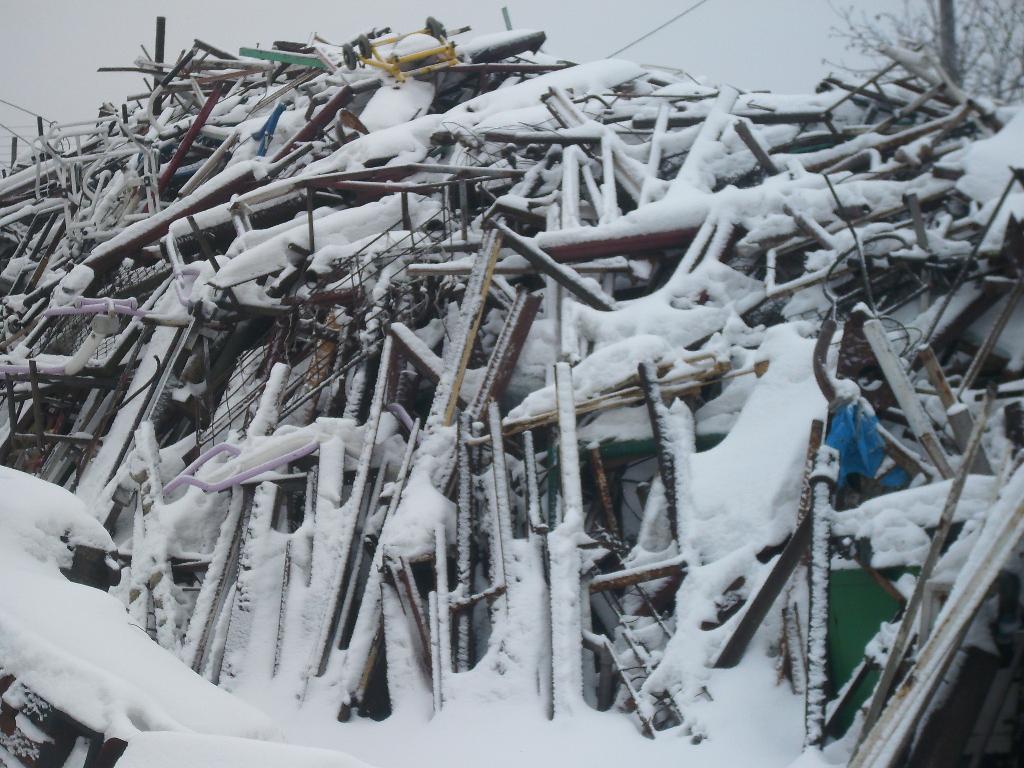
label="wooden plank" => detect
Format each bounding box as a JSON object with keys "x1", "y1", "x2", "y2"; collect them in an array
[
  {"x1": 502, "y1": 358, "x2": 744, "y2": 435},
  {"x1": 238, "y1": 46, "x2": 330, "y2": 70},
  {"x1": 439, "y1": 229, "x2": 503, "y2": 426}
]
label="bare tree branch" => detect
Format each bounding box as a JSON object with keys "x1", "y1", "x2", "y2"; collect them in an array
[{"x1": 830, "y1": 0, "x2": 1024, "y2": 102}]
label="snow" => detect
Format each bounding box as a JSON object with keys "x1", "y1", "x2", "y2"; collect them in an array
[
  {"x1": 508, "y1": 334, "x2": 675, "y2": 421},
  {"x1": 304, "y1": 114, "x2": 442, "y2": 176},
  {"x1": 5, "y1": 18, "x2": 1024, "y2": 768},
  {"x1": 957, "y1": 108, "x2": 1024, "y2": 202},
  {"x1": 950, "y1": 109, "x2": 1024, "y2": 204},
  {"x1": 688, "y1": 325, "x2": 826, "y2": 560},
  {"x1": 118, "y1": 732, "x2": 377, "y2": 768},
  {"x1": 279, "y1": 687, "x2": 804, "y2": 768},
  {"x1": 86, "y1": 160, "x2": 265, "y2": 269},
  {"x1": 831, "y1": 476, "x2": 996, "y2": 568},
  {"x1": 0, "y1": 468, "x2": 277, "y2": 742},
  {"x1": 210, "y1": 194, "x2": 439, "y2": 289},
  {"x1": 450, "y1": 60, "x2": 644, "y2": 125},
  {"x1": 0, "y1": 466, "x2": 113, "y2": 564}
]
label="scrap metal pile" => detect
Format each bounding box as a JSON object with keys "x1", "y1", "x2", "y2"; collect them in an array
[{"x1": 1, "y1": 17, "x2": 1024, "y2": 768}]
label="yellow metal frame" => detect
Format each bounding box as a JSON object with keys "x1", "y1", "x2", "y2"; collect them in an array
[{"x1": 358, "y1": 27, "x2": 457, "y2": 82}]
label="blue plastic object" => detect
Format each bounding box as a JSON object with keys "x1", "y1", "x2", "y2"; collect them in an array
[
  {"x1": 253, "y1": 103, "x2": 287, "y2": 157},
  {"x1": 826, "y1": 402, "x2": 908, "y2": 487}
]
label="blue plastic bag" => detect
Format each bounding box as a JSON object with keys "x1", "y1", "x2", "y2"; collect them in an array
[{"x1": 826, "y1": 402, "x2": 908, "y2": 488}]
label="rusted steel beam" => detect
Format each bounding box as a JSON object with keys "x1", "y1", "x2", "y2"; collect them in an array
[
  {"x1": 468, "y1": 290, "x2": 541, "y2": 420},
  {"x1": 487, "y1": 401, "x2": 515, "y2": 617},
  {"x1": 454, "y1": 415, "x2": 473, "y2": 670},
  {"x1": 28, "y1": 360, "x2": 45, "y2": 454},
  {"x1": 496, "y1": 222, "x2": 615, "y2": 311},
  {"x1": 541, "y1": 225, "x2": 700, "y2": 262},
  {"x1": 589, "y1": 556, "x2": 685, "y2": 593},
  {"x1": 385, "y1": 554, "x2": 433, "y2": 675},
  {"x1": 714, "y1": 420, "x2": 824, "y2": 668},
  {"x1": 632, "y1": 109, "x2": 828, "y2": 129},
  {"x1": 588, "y1": 446, "x2": 619, "y2": 536},
  {"x1": 271, "y1": 79, "x2": 381, "y2": 162}
]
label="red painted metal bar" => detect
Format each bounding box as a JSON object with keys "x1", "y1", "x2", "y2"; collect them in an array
[
  {"x1": 271, "y1": 78, "x2": 380, "y2": 162},
  {"x1": 158, "y1": 84, "x2": 225, "y2": 192}
]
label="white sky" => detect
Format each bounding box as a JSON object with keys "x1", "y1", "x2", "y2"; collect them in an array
[{"x1": 0, "y1": 0, "x2": 901, "y2": 163}]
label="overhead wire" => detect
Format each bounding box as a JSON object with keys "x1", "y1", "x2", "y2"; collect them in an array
[
  {"x1": 607, "y1": 0, "x2": 715, "y2": 58},
  {"x1": 0, "y1": 96, "x2": 51, "y2": 123}
]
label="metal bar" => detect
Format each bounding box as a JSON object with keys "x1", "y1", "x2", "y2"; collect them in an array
[
  {"x1": 588, "y1": 446, "x2": 618, "y2": 536},
  {"x1": 27, "y1": 360, "x2": 44, "y2": 454},
  {"x1": 715, "y1": 420, "x2": 824, "y2": 668},
  {"x1": 638, "y1": 361, "x2": 678, "y2": 541},
  {"x1": 805, "y1": 446, "x2": 838, "y2": 748},
  {"x1": 857, "y1": 390, "x2": 995, "y2": 740},
  {"x1": 158, "y1": 84, "x2": 225, "y2": 192},
  {"x1": 440, "y1": 229, "x2": 503, "y2": 426},
  {"x1": 155, "y1": 17, "x2": 166, "y2": 64},
  {"x1": 862, "y1": 313, "x2": 953, "y2": 478},
  {"x1": 497, "y1": 222, "x2": 616, "y2": 311},
  {"x1": 468, "y1": 291, "x2": 541, "y2": 420},
  {"x1": 733, "y1": 118, "x2": 778, "y2": 174},
  {"x1": 589, "y1": 556, "x2": 685, "y2": 593}
]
